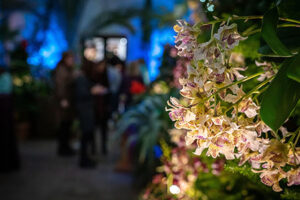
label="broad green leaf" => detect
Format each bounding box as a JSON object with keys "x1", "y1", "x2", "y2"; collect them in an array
[
  {"x1": 260, "y1": 57, "x2": 300, "y2": 131},
  {"x1": 261, "y1": 7, "x2": 293, "y2": 56},
  {"x1": 259, "y1": 27, "x2": 300, "y2": 57},
  {"x1": 287, "y1": 53, "x2": 300, "y2": 83}
]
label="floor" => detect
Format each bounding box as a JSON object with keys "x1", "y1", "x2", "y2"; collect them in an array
[{"x1": 0, "y1": 140, "x2": 138, "y2": 200}]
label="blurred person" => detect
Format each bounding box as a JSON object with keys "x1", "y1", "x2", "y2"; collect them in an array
[
  {"x1": 92, "y1": 60, "x2": 110, "y2": 155},
  {"x1": 120, "y1": 61, "x2": 145, "y2": 108},
  {"x1": 0, "y1": 65, "x2": 20, "y2": 172},
  {"x1": 75, "y1": 59, "x2": 110, "y2": 168},
  {"x1": 137, "y1": 58, "x2": 150, "y2": 86},
  {"x1": 107, "y1": 55, "x2": 124, "y2": 116},
  {"x1": 74, "y1": 59, "x2": 97, "y2": 168},
  {"x1": 54, "y1": 51, "x2": 75, "y2": 156},
  {"x1": 115, "y1": 62, "x2": 145, "y2": 172}
]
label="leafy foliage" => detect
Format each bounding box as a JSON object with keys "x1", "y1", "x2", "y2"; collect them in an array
[
  {"x1": 259, "y1": 3, "x2": 300, "y2": 131},
  {"x1": 260, "y1": 57, "x2": 300, "y2": 131},
  {"x1": 261, "y1": 7, "x2": 292, "y2": 56},
  {"x1": 287, "y1": 53, "x2": 300, "y2": 83},
  {"x1": 115, "y1": 94, "x2": 171, "y2": 163}
]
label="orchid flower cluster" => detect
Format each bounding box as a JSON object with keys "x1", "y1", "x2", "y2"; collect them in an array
[
  {"x1": 142, "y1": 129, "x2": 225, "y2": 200},
  {"x1": 167, "y1": 20, "x2": 300, "y2": 192},
  {"x1": 172, "y1": 58, "x2": 188, "y2": 89}
]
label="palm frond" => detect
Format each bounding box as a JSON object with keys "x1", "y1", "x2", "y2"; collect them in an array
[{"x1": 114, "y1": 94, "x2": 171, "y2": 163}]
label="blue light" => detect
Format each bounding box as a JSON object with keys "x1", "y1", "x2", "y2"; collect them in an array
[
  {"x1": 26, "y1": 14, "x2": 68, "y2": 69},
  {"x1": 126, "y1": 17, "x2": 153, "y2": 63},
  {"x1": 152, "y1": 45, "x2": 162, "y2": 57},
  {"x1": 153, "y1": 145, "x2": 163, "y2": 158},
  {"x1": 148, "y1": 28, "x2": 175, "y2": 81},
  {"x1": 20, "y1": 0, "x2": 186, "y2": 79}
]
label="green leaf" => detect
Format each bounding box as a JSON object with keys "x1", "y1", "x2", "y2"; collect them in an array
[
  {"x1": 261, "y1": 7, "x2": 293, "y2": 56},
  {"x1": 260, "y1": 57, "x2": 300, "y2": 131},
  {"x1": 287, "y1": 53, "x2": 300, "y2": 83},
  {"x1": 259, "y1": 27, "x2": 300, "y2": 57}
]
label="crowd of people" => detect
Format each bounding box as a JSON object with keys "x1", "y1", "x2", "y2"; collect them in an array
[{"x1": 54, "y1": 51, "x2": 149, "y2": 168}]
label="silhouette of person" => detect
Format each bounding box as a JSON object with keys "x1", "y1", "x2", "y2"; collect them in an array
[{"x1": 54, "y1": 52, "x2": 75, "y2": 156}]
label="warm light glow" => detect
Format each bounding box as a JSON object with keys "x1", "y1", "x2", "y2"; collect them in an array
[
  {"x1": 169, "y1": 185, "x2": 180, "y2": 194},
  {"x1": 84, "y1": 47, "x2": 97, "y2": 61}
]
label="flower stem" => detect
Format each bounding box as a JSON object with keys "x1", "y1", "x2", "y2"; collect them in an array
[
  {"x1": 253, "y1": 85, "x2": 268, "y2": 100},
  {"x1": 243, "y1": 23, "x2": 300, "y2": 37},
  {"x1": 273, "y1": 130, "x2": 280, "y2": 140},
  {"x1": 225, "y1": 76, "x2": 274, "y2": 113},
  {"x1": 288, "y1": 127, "x2": 300, "y2": 143},
  {"x1": 194, "y1": 15, "x2": 300, "y2": 28},
  {"x1": 211, "y1": 23, "x2": 215, "y2": 38},
  {"x1": 188, "y1": 72, "x2": 266, "y2": 109},
  {"x1": 205, "y1": 71, "x2": 265, "y2": 101},
  {"x1": 214, "y1": 93, "x2": 217, "y2": 116},
  {"x1": 294, "y1": 131, "x2": 300, "y2": 146},
  {"x1": 280, "y1": 17, "x2": 300, "y2": 25},
  {"x1": 235, "y1": 104, "x2": 238, "y2": 122}
]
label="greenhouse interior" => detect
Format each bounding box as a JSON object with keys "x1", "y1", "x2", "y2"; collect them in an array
[{"x1": 0, "y1": 0, "x2": 300, "y2": 199}]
